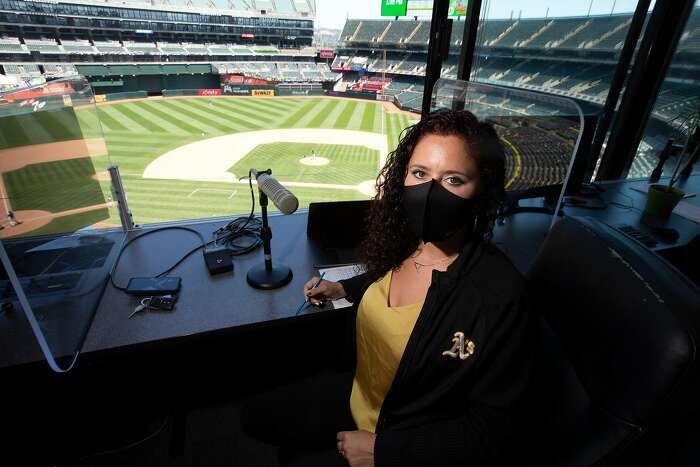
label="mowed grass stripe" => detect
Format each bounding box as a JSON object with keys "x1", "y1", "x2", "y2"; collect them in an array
[
  {"x1": 345, "y1": 101, "x2": 369, "y2": 131},
  {"x1": 128, "y1": 101, "x2": 203, "y2": 134},
  {"x1": 290, "y1": 99, "x2": 327, "y2": 128},
  {"x1": 360, "y1": 103, "x2": 377, "y2": 132},
  {"x1": 244, "y1": 98, "x2": 299, "y2": 111},
  {"x1": 204, "y1": 99, "x2": 273, "y2": 129},
  {"x1": 183, "y1": 99, "x2": 264, "y2": 130},
  {"x1": 103, "y1": 105, "x2": 154, "y2": 133},
  {"x1": 307, "y1": 99, "x2": 340, "y2": 127},
  {"x1": 156, "y1": 100, "x2": 230, "y2": 134},
  {"x1": 318, "y1": 99, "x2": 348, "y2": 128},
  {"x1": 110, "y1": 103, "x2": 168, "y2": 133},
  {"x1": 130, "y1": 101, "x2": 192, "y2": 135},
  {"x1": 280, "y1": 99, "x2": 322, "y2": 128},
  {"x1": 96, "y1": 108, "x2": 128, "y2": 131},
  {"x1": 226, "y1": 98, "x2": 290, "y2": 118},
  {"x1": 201, "y1": 98, "x2": 275, "y2": 126},
  {"x1": 333, "y1": 101, "x2": 358, "y2": 129},
  {"x1": 236, "y1": 99, "x2": 295, "y2": 122},
  {"x1": 163, "y1": 99, "x2": 241, "y2": 133}
]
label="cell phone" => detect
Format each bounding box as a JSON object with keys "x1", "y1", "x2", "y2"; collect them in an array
[{"x1": 126, "y1": 277, "x2": 181, "y2": 295}]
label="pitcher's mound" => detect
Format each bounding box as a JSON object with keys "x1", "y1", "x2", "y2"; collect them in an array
[{"x1": 299, "y1": 156, "x2": 330, "y2": 166}]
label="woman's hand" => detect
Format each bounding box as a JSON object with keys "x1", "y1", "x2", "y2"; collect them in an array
[
  {"x1": 303, "y1": 277, "x2": 346, "y2": 305},
  {"x1": 337, "y1": 430, "x2": 376, "y2": 467}
]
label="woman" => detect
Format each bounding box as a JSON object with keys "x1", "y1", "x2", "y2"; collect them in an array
[{"x1": 241, "y1": 109, "x2": 535, "y2": 467}]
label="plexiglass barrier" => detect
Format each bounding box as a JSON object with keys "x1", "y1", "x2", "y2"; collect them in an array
[
  {"x1": 0, "y1": 76, "x2": 124, "y2": 372},
  {"x1": 431, "y1": 78, "x2": 585, "y2": 225}
]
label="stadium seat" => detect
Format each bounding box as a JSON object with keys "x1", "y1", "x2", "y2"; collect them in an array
[{"x1": 526, "y1": 216, "x2": 700, "y2": 466}]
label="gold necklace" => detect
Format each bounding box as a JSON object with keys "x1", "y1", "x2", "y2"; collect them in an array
[{"x1": 412, "y1": 254, "x2": 458, "y2": 273}]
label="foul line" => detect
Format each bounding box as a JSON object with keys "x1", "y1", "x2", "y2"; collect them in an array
[{"x1": 187, "y1": 188, "x2": 238, "y2": 199}]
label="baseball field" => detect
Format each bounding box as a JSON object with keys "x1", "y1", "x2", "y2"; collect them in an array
[
  {"x1": 94, "y1": 96, "x2": 416, "y2": 225},
  {"x1": 1, "y1": 95, "x2": 418, "y2": 237}
]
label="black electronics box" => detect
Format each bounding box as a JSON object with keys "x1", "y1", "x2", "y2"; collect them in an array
[{"x1": 204, "y1": 247, "x2": 233, "y2": 275}]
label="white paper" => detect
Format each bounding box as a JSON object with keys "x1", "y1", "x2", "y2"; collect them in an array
[
  {"x1": 673, "y1": 200, "x2": 700, "y2": 223},
  {"x1": 318, "y1": 264, "x2": 365, "y2": 309}
]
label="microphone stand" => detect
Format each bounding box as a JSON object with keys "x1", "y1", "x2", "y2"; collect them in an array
[{"x1": 247, "y1": 170, "x2": 293, "y2": 289}]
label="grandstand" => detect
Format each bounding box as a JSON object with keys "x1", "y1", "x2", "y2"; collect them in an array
[
  {"x1": 332, "y1": 10, "x2": 699, "y2": 125},
  {"x1": 0, "y1": 0, "x2": 339, "y2": 92}
]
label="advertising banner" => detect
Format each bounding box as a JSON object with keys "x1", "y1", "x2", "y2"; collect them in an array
[
  {"x1": 94, "y1": 94, "x2": 107, "y2": 103},
  {"x1": 381, "y1": 0, "x2": 408, "y2": 16},
  {"x1": 449, "y1": 0, "x2": 468, "y2": 16},
  {"x1": 198, "y1": 88, "x2": 222, "y2": 96},
  {"x1": 277, "y1": 88, "x2": 325, "y2": 96},
  {"x1": 319, "y1": 49, "x2": 335, "y2": 59},
  {"x1": 222, "y1": 85, "x2": 251, "y2": 95},
  {"x1": 244, "y1": 77, "x2": 272, "y2": 85},
  {"x1": 221, "y1": 74, "x2": 245, "y2": 85},
  {"x1": 252, "y1": 89, "x2": 275, "y2": 97}
]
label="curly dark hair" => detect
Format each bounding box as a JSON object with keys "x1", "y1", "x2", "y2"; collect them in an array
[{"x1": 359, "y1": 108, "x2": 506, "y2": 280}]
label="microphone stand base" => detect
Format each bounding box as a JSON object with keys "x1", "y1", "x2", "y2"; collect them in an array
[{"x1": 247, "y1": 264, "x2": 293, "y2": 290}]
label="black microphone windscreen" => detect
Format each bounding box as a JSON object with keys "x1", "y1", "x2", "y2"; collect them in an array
[{"x1": 257, "y1": 173, "x2": 299, "y2": 215}]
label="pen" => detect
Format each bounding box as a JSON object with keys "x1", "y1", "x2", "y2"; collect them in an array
[{"x1": 295, "y1": 272, "x2": 326, "y2": 315}]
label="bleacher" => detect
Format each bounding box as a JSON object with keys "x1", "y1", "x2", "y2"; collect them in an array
[
  {"x1": 2, "y1": 63, "x2": 42, "y2": 76},
  {"x1": 230, "y1": 46, "x2": 255, "y2": 55},
  {"x1": 42, "y1": 63, "x2": 78, "y2": 77},
  {"x1": 61, "y1": 41, "x2": 96, "y2": 54},
  {"x1": 523, "y1": 18, "x2": 585, "y2": 49},
  {"x1": 124, "y1": 42, "x2": 159, "y2": 55},
  {"x1": 382, "y1": 21, "x2": 415, "y2": 43},
  {"x1": 496, "y1": 19, "x2": 550, "y2": 47},
  {"x1": 207, "y1": 44, "x2": 233, "y2": 55},
  {"x1": 183, "y1": 43, "x2": 209, "y2": 55},
  {"x1": 94, "y1": 41, "x2": 126, "y2": 54},
  {"x1": 24, "y1": 39, "x2": 62, "y2": 54},
  {"x1": 0, "y1": 38, "x2": 27, "y2": 54},
  {"x1": 158, "y1": 42, "x2": 187, "y2": 55},
  {"x1": 479, "y1": 20, "x2": 515, "y2": 46},
  {"x1": 355, "y1": 21, "x2": 390, "y2": 42},
  {"x1": 340, "y1": 20, "x2": 361, "y2": 41},
  {"x1": 679, "y1": 12, "x2": 700, "y2": 51},
  {"x1": 556, "y1": 16, "x2": 627, "y2": 49}
]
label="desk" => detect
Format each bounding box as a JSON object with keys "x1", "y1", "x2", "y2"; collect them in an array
[
  {"x1": 2, "y1": 174, "x2": 699, "y2": 371},
  {"x1": 0, "y1": 213, "x2": 344, "y2": 370},
  {"x1": 565, "y1": 174, "x2": 700, "y2": 252}
]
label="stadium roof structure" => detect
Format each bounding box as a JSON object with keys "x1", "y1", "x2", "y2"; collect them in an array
[{"x1": 52, "y1": 0, "x2": 316, "y2": 18}]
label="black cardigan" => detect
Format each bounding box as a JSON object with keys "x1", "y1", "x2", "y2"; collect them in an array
[{"x1": 338, "y1": 240, "x2": 536, "y2": 467}]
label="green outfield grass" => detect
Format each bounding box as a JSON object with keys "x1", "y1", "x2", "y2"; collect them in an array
[
  {"x1": 4, "y1": 96, "x2": 417, "y2": 230},
  {"x1": 96, "y1": 96, "x2": 415, "y2": 225},
  {"x1": 229, "y1": 142, "x2": 379, "y2": 184}
]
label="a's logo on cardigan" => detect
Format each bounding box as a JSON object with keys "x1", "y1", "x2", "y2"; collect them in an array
[{"x1": 441, "y1": 332, "x2": 475, "y2": 360}]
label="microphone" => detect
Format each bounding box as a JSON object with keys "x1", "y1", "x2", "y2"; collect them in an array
[{"x1": 254, "y1": 172, "x2": 299, "y2": 215}]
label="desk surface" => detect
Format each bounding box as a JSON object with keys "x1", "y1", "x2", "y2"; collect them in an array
[
  {"x1": 564, "y1": 174, "x2": 700, "y2": 251},
  {"x1": 84, "y1": 213, "x2": 334, "y2": 357},
  {"x1": 3, "y1": 174, "x2": 699, "y2": 370}
]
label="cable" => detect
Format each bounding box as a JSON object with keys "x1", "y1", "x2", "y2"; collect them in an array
[
  {"x1": 109, "y1": 226, "x2": 209, "y2": 291},
  {"x1": 109, "y1": 172, "x2": 264, "y2": 291},
  {"x1": 211, "y1": 170, "x2": 263, "y2": 254}
]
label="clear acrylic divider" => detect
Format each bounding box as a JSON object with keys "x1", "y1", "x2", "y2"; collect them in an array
[
  {"x1": 431, "y1": 78, "x2": 585, "y2": 227},
  {"x1": 0, "y1": 76, "x2": 124, "y2": 372}
]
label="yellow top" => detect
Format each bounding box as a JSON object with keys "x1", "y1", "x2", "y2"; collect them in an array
[{"x1": 350, "y1": 269, "x2": 424, "y2": 432}]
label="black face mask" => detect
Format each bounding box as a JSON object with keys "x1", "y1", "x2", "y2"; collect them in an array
[{"x1": 402, "y1": 180, "x2": 477, "y2": 243}]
